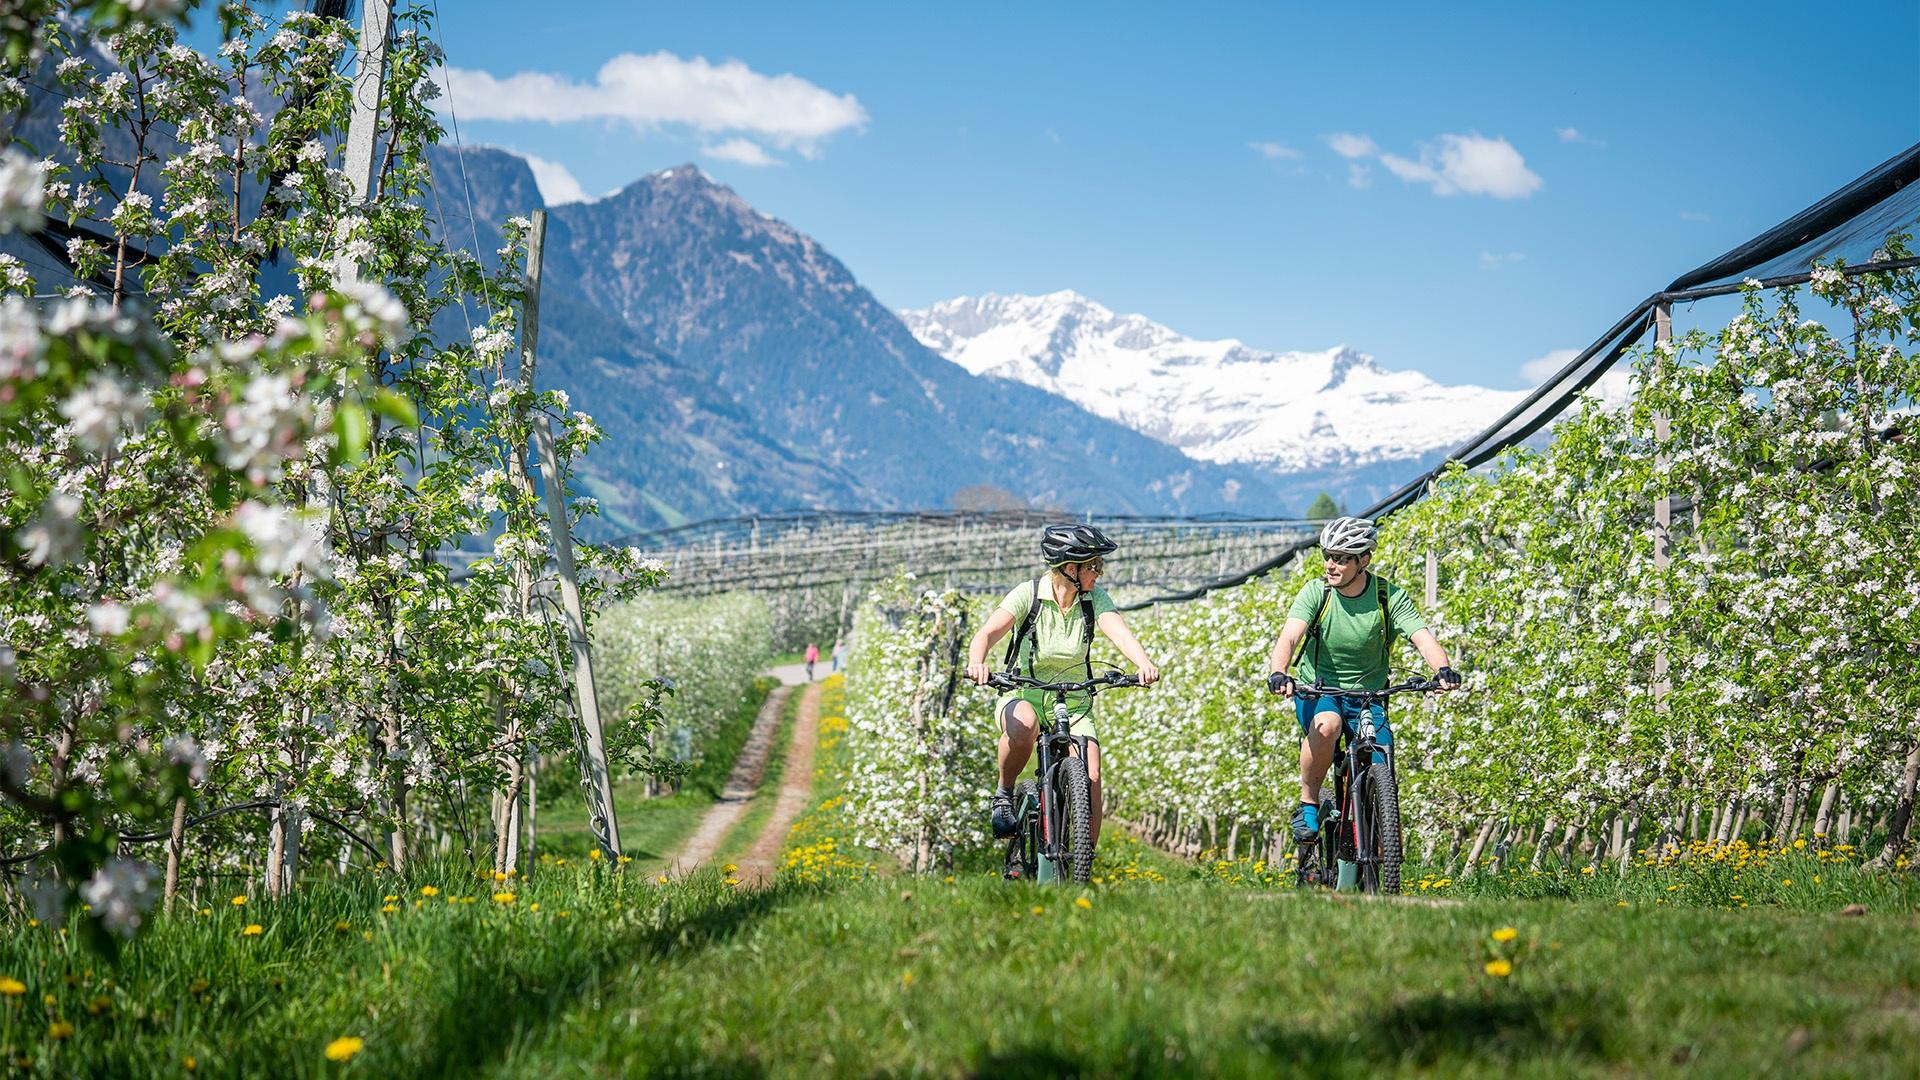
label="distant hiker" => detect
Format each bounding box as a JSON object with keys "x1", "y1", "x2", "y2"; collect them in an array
[
  {"x1": 804, "y1": 642, "x2": 819, "y2": 681},
  {"x1": 831, "y1": 638, "x2": 846, "y2": 673}
]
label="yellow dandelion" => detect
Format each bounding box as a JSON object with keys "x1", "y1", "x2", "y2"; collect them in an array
[
  {"x1": 381, "y1": 894, "x2": 397, "y2": 903},
  {"x1": 48, "y1": 1020, "x2": 74, "y2": 1040},
  {"x1": 529, "y1": 902, "x2": 540, "y2": 912},
  {"x1": 1491, "y1": 927, "x2": 1518, "y2": 943},
  {"x1": 380, "y1": 904, "x2": 398, "y2": 915},
  {"x1": 618, "y1": 855, "x2": 633, "y2": 865},
  {"x1": 656, "y1": 874, "x2": 669, "y2": 885},
  {"x1": 420, "y1": 885, "x2": 440, "y2": 897},
  {"x1": 241, "y1": 924, "x2": 263, "y2": 937},
  {"x1": 1615, "y1": 901, "x2": 1628, "y2": 908},
  {"x1": 722, "y1": 863, "x2": 737, "y2": 874},
  {"x1": 197, "y1": 908, "x2": 210, "y2": 917},
  {"x1": 557, "y1": 911, "x2": 570, "y2": 918},
  {"x1": 334, "y1": 921, "x2": 352, "y2": 933},
  {"x1": 1580, "y1": 866, "x2": 1596, "y2": 875},
  {"x1": 323, "y1": 1036, "x2": 364, "y2": 1062},
  {"x1": 492, "y1": 870, "x2": 507, "y2": 883},
  {"x1": 86, "y1": 995, "x2": 111, "y2": 1016},
  {"x1": 188, "y1": 978, "x2": 209, "y2": 994},
  {"x1": 1030, "y1": 905, "x2": 1044, "y2": 916},
  {"x1": 0, "y1": 978, "x2": 23, "y2": 996},
  {"x1": 590, "y1": 849, "x2": 603, "y2": 861},
  {"x1": 900, "y1": 970, "x2": 914, "y2": 986},
  {"x1": 1781, "y1": 878, "x2": 1793, "y2": 887},
  {"x1": 184, "y1": 1055, "x2": 196, "y2": 1071},
  {"x1": 492, "y1": 892, "x2": 516, "y2": 904},
  {"x1": 1484, "y1": 959, "x2": 1513, "y2": 977},
  {"x1": 1075, "y1": 896, "x2": 1093, "y2": 910},
  {"x1": 230, "y1": 895, "x2": 247, "y2": 906}
]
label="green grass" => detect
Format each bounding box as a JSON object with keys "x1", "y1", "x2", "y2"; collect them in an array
[
  {"x1": 6, "y1": 677, "x2": 1917, "y2": 1077},
  {"x1": 538, "y1": 676, "x2": 777, "y2": 870},
  {"x1": 712, "y1": 681, "x2": 808, "y2": 867},
  {"x1": 8, "y1": 869, "x2": 1918, "y2": 1077}
]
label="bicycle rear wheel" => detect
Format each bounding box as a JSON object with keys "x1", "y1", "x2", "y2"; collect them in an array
[
  {"x1": 1060, "y1": 755, "x2": 1094, "y2": 883},
  {"x1": 1360, "y1": 760, "x2": 1403, "y2": 894}
]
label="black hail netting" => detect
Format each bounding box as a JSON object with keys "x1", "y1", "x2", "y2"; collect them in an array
[{"x1": 1122, "y1": 142, "x2": 1920, "y2": 611}]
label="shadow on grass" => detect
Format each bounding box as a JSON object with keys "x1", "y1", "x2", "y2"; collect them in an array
[
  {"x1": 1251, "y1": 986, "x2": 1617, "y2": 1069},
  {"x1": 403, "y1": 880, "x2": 809, "y2": 1077},
  {"x1": 964, "y1": 988, "x2": 1616, "y2": 1078}
]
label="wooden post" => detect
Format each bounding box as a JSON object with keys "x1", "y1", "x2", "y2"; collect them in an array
[
  {"x1": 532, "y1": 413, "x2": 623, "y2": 858},
  {"x1": 1653, "y1": 302, "x2": 1672, "y2": 705},
  {"x1": 1424, "y1": 548, "x2": 1437, "y2": 608},
  {"x1": 336, "y1": 0, "x2": 393, "y2": 286},
  {"x1": 162, "y1": 796, "x2": 187, "y2": 914}
]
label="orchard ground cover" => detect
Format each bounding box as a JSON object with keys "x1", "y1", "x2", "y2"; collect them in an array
[{"x1": 5, "y1": 653, "x2": 1918, "y2": 1076}]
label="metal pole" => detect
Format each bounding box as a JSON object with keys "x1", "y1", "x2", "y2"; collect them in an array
[
  {"x1": 532, "y1": 413, "x2": 623, "y2": 857},
  {"x1": 1424, "y1": 548, "x2": 1438, "y2": 609}
]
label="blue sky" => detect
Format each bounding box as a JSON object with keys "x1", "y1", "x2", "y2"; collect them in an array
[{"x1": 408, "y1": 2, "x2": 1920, "y2": 388}]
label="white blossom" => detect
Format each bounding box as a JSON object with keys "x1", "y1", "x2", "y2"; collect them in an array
[{"x1": 80, "y1": 858, "x2": 160, "y2": 937}]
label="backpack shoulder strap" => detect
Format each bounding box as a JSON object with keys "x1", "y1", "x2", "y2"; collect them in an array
[
  {"x1": 1079, "y1": 592, "x2": 1097, "y2": 678},
  {"x1": 1002, "y1": 576, "x2": 1044, "y2": 676},
  {"x1": 1287, "y1": 580, "x2": 1334, "y2": 671},
  {"x1": 1377, "y1": 575, "x2": 1392, "y2": 676}
]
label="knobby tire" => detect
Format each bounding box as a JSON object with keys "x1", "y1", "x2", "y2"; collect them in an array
[
  {"x1": 1364, "y1": 760, "x2": 1403, "y2": 894},
  {"x1": 1061, "y1": 755, "x2": 1094, "y2": 884}
]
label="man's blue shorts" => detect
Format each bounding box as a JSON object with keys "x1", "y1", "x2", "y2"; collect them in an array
[{"x1": 1294, "y1": 693, "x2": 1393, "y2": 748}]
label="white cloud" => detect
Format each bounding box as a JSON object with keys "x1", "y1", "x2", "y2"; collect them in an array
[
  {"x1": 1249, "y1": 140, "x2": 1301, "y2": 160},
  {"x1": 1479, "y1": 250, "x2": 1525, "y2": 270},
  {"x1": 1379, "y1": 133, "x2": 1542, "y2": 199},
  {"x1": 1347, "y1": 162, "x2": 1372, "y2": 189},
  {"x1": 1521, "y1": 348, "x2": 1580, "y2": 383},
  {"x1": 517, "y1": 151, "x2": 589, "y2": 205},
  {"x1": 1524, "y1": 347, "x2": 1633, "y2": 405},
  {"x1": 439, "y1": 52, "x2": 868, "y2": 158},
  {"x1": 1326, "y1": 132, "x2": 1379, "y2": 159},
  {"x1": 1557, "y1": 126, "x2": 1606, "y2": 147},
  {"x1": 701, "y1": 138, "x2": 780, "y2": 167}
]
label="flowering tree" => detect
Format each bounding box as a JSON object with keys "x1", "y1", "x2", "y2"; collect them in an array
[{"x1": 0, "y1": 2, "x2": 664, "y2": 951}]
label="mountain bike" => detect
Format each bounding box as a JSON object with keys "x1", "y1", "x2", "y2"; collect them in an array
[
  {"x1": 1288, "y1": 678, "x2": 1441, "y2": 895},
  {"x1": 984, "y1": 670, "x2": 1141, "y2": 884}
]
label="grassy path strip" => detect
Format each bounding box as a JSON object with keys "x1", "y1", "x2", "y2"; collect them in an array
[
  {"x1": 671, "y1": 685, "x2": 793, "y2": 871},
  {"x1": 736, "y1": 680, "x2": 822, "y2": 883},
  {"x1": 711, "y1": 681, "x2": 807, "y2": 872}
]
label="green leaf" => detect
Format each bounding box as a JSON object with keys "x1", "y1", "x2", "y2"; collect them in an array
[
  {"x1": 371, "y1": 388, "x2": 419, "y2": 428},
  {"x1": 334, "y1": 401, "x2": 369, "y2": 465}
]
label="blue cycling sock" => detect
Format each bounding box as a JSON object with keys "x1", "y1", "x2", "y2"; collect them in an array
[{"x1": 1298, "y1": 801, "x2": 1319, "y2": 832}]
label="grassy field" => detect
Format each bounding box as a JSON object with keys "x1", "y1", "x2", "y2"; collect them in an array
[{"x1": 5, "y1": 678, "x2": 1916, "y2": 1077}]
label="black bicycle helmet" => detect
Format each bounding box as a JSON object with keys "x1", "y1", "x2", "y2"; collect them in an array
[{"x1": 1040, "y1": 522, "x2": 1118, "y2": 567}]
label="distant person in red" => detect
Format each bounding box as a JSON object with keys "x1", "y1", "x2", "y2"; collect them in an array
[{"x1": 804, "y1": 642, "x2": 819, "y2": 681}]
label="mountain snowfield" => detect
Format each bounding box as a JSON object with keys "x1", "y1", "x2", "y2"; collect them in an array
[{"x1": 900, "y1": 291, "x2": 1531, "y2": 473}]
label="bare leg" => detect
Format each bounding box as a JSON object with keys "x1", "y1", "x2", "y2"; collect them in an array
[
  {"x1": 997, "y1": 700, "x2": 1038, "y2": 789},
  {"x1": 1297, "y1": 709, "x2": 1343, "y2": 805}
]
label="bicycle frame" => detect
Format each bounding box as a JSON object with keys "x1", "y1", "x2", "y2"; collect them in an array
[{"x1": 1290, "y1": 678, "x2": 1434, "y2": 892}]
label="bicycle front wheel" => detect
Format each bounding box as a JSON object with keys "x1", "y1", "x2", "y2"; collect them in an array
[
  {"x1": 1060, "y1": 755, "x2": 1095, "y2": 883},
  {"x1": 1360, "y1": 760, "x2": 1403, "y2": 894}
]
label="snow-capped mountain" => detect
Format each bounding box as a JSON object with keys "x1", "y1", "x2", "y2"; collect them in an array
[{"x1": 900, "y1": 291, "x2": 1529, "y2": 476}]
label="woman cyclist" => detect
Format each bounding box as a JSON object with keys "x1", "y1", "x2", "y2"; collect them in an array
[{"x1": 965, "y1": 523, "x2": 1161, "y2": 845}]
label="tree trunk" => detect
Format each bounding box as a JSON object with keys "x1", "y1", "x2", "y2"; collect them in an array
[
  {"x1": 1462, "y1": 817, "x2": 1497, "y2": 876},
  {"x1": 1226, "y1": 818, "x2": 1241, "y2": 861},
  {"x1": 1869, "y1": 743, "x2": 1920, "y2": 869},
  {"x1": 163, "y1": 796, "x2": 187, "y2": 914}
]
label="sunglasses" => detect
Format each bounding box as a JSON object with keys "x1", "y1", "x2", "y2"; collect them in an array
[
  {"x1": 1321, "y1": 550, "x2": 1360, "y2": 566},
  {"x1": 1080, "y1": 559, "x2": 1106, "y2": 574}
]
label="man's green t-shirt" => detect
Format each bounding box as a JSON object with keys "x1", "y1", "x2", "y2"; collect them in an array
[{"x1": 1288, "y1": 575, "x2": 1426, "y2": 691}]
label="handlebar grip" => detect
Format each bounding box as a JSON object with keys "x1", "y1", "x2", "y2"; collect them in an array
[{"x1": 984, "y1": 673, "x2": 1015, "y2": 690}]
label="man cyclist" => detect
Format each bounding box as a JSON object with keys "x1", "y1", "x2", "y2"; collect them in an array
[
  {"x1": 965, "y1": 523, "x2": 1161, "y2": 845},
  {"x1": 1264, "y1": 516, "x2": 1460, "y2": 845}
]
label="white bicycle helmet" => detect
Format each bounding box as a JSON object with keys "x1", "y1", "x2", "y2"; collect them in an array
[{"x1": 1318, "y1": 515, "x2": 1377, "y2": 555}]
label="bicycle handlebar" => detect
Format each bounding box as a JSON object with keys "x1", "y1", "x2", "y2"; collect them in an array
[
  {"x1": 1270, "y1": 677, "x2": 1445, "y2": 700},
  {"x1": 983, "y1": 671, "x2": 1142, "y2": 693}
]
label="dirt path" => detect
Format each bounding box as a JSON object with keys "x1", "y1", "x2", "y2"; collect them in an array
[
  {"x1": 670, "y1": 685, "x2": 792, "y2": 872},
  {"x1": 737, "y1": 680, "x2": 821, "y2": 885}
]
